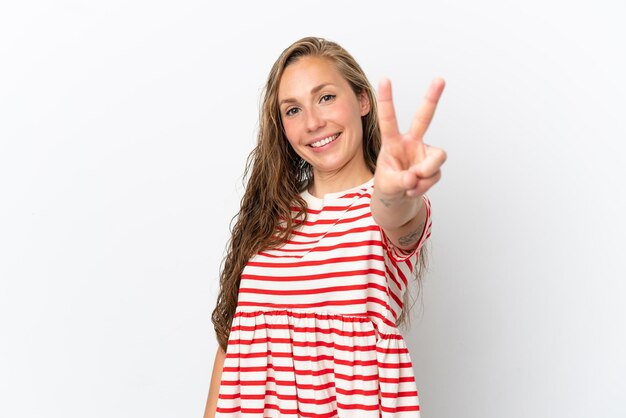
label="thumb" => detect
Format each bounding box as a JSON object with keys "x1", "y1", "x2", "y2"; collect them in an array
[{"x1": 402, "y1": 170, "x2": 418, "y2": 191}]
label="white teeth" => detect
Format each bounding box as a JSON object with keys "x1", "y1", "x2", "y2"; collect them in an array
[{"x1": 310, "y1": 133, "x2": 339, "y2": 148}]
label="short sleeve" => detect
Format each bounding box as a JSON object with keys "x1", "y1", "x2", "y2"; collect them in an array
[{"x1": 379, "y1": 194, "x2": 432, "y2": 264}]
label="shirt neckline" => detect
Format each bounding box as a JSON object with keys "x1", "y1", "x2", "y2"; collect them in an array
[{"x1": 301, "y1": 177, "x2": 374, "y2": 202}]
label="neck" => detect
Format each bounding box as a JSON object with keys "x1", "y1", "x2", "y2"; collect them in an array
[{"x1": 308, "y1": 162, "x2": 374, "y2": 199}]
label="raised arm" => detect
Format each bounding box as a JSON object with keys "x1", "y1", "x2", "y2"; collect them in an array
[{"x1": 371, "y1": 77, "x2": 447, "y2": 251}]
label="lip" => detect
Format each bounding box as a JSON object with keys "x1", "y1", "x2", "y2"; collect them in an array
[
  {"x1": 307, "y1": 132, "x2": 341, "y2": 147},
  {"x1": 307, "y1": 132, "x2": 342, "y2": 152}
]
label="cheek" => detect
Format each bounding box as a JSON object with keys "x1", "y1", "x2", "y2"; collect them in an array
[
  {"x1": 331, "y1": 103, "x2": 361, "y2": 128},
  {"x1": 282, "y1": 122, "x2": 299, "y2": 147},
  {"x1": 281, "y1": 121, "x2": 307, "y2": 157}
]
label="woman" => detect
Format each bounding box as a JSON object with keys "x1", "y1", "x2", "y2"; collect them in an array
[{"x1": 204, "y1": 36, "x2": 447, "y2": 417}]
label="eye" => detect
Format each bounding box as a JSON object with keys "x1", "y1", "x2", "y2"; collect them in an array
[
  {"x1": 320, "y1": 94, "x2": 336, "y2": 102},
  {"x1": 285, "y1": 107, "x2": 300, "y2": 116}
]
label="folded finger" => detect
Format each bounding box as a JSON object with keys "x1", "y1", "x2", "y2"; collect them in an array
[{"x1": 410, "y1": 149, "x2": 447, "y2": 178}]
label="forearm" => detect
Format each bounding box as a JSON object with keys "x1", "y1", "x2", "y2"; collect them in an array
[
  {"x1": 203, "y1": 345, "x2": 227, "y2": 418},
  {"x1": 371, "y1": 188, "x2": 427, "y2": 251}
]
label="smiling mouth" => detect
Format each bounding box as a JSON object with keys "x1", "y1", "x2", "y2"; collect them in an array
[{"x1": 308, "y1": 132, "x2": 341, "y2": 148}]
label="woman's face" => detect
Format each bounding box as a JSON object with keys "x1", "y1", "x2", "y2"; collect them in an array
[{"x1": 277, "y1": 56, "x2": 371, "y2": 177}]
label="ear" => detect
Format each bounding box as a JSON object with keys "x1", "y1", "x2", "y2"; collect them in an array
[{"x1": 358, "y1": 90, "x2": 371, "y2": 117}]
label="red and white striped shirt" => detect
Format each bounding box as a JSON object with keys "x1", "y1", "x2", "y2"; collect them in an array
[{"x1": 216, "y1": 177, "x2": 432, "y2": 418}]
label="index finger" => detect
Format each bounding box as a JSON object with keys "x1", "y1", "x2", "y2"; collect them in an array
[
  {"x1": 408, "y1": 77, "x2": 446, "y2": 140},
  {"x1": 377, "y1": 78, "x2": 400, "y2": 140}
]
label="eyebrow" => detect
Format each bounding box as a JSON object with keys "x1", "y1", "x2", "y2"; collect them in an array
[{"x1": 279, "y1": 83, "x2": 335, "y2": 107}]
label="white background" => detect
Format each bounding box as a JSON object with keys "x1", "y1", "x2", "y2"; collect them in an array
[{"x1": 1, "y1": 1, "x2": 625, "y2": 417}]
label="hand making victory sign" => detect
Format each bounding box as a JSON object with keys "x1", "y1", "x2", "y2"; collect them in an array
[
  {"x1": 373, "y1": 77, "x2": 447, "y2": 199},
  {"x1": 370, "y1": 77, "x2": 447, "y2": 250}
]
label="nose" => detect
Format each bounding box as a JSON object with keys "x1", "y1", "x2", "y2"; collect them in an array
[{"x1": 305, "y1": 107, "x2": 325, "y2": 132}]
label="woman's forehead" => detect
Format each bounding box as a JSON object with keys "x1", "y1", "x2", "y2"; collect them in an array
[{"x1": 278, "y1": 56, "x2": 349, "y2": 101}]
